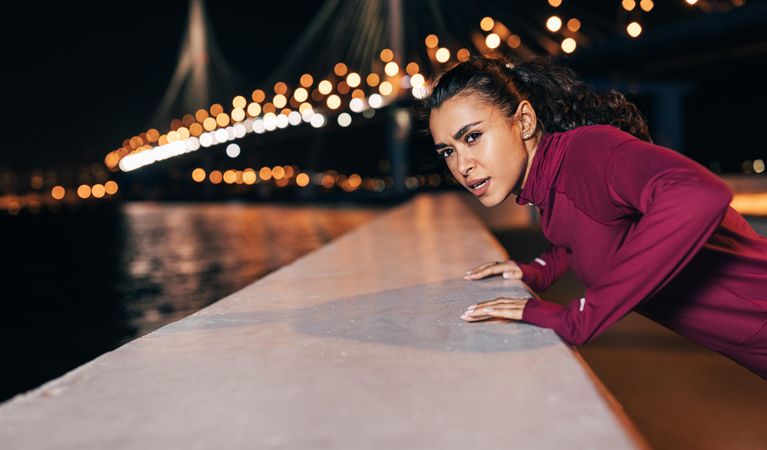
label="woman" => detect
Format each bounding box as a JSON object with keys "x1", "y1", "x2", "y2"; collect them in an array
[{"x1": 418, "y1": 56, "x2": 767, "y2": 379}]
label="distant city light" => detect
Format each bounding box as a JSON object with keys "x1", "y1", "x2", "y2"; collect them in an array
[
  {"x1": 640, "y1": 0, "x2": 654, "y2": 11},
  {"x1": 480, "y1": 17, "x2": 494, "y2": 32},
  {"x1": 627, "y1": 21, "x2": 642, "y2": 37},
  {"x1": 273, "y1": 94, "x2": 287, "y2": 108},
  {"x1": 77, "y1": 184, "x2": 91, "y2": 199},
  {"x1": 561, "y1": 37, "x2": 577, "y2": 53},
  {"x1": 346, "y1": 72, "x2": 361, "y2": 88},
  {"x1": 349, "y1": 98, "x2": 364, "y2": 112},
  {"x1": 384, "y1": 62, "x2": 399, "y2": 76},
  {"x1": 51, "y1": 186, "x2": 65, "y2": 200},
  {"x1": 299, "y1": 74, "x2": 313, "y2": 88},
  {"x1": 251, "y1": 89, "x2": 266, "y2": 102},
  {"x1": 293, "y1": 87, "x2": 308, "y2": 102},
  {"x1": 192, "y1": 168, "x2": 206, "y2": 182},
  {"x1": 318, "y1": 80, "x2": 333, "y2": 95},
  {"x1": 368, "y1": 94, "x2": 383, "y2": 108},
  {"x1": 546, "y1": 16, "x2": 562, "y2": 32},
  {"x1": 338, "y1": 112, "x2": 352, "y2": 127},
  {"x1": 232, "y1": 95, "x2": 247, "y2": 109},
  {"x1": 288, "y1": 111, "x2": 302, "y2": 125},
  {"x1": 310, "y1": 113, "x2": 326, "y2": 128},
  {"x1": 379, "y1": 81, "x2": 393, "y2": 96},
  {"x1": 226, "y1": 143, "x2": 240, "y2": 158},
  {"x1": 334, "y1": 62, "x2": 348, "y2": 76},
  {"x1": 105, "y1": 180, "x2": 119, "y2": 195},
  {"x1": 296, "y1": 173, "x2": 310, "y2": 187},
  {"x1": 424, "y1": 34, "x2": 439, "y2": 48},
  {"x1": 366, "y1": 73, "x2": 380, "y2": 87},
  {"x1": 485, "y1": 33, "x2": 501, "y2": 49},
  {"x1": 91, "y1": 184, "x2": 106, "y2": 198},
  {"x1": 327, "y1": 94, "x2": 342, "y2": 109},
  {"x1": 247, "y1": 103, "x2": 261, "y2": 117},
  {"x1": 209, "y1": 170, "x2": 223, "y2": 184},
  {"x1": 435, "y1": 47, "x2": 450, "y2": 63}
]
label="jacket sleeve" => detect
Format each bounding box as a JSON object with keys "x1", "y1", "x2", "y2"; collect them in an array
[
  {"x1": 520, "y1": 137, "x2": 733, "y2": 346},
  {"x1": 516, "y1": 244, "x2": 570, "y2": 292}
]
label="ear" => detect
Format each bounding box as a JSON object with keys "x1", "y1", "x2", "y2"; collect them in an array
[{"x1": 515, "y1": 100, "x2": 538, "y2": 140}]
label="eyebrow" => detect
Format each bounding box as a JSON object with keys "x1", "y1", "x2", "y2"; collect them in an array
[{"x1": 434, "y1": 121, "x2": 482, "y2": 151}]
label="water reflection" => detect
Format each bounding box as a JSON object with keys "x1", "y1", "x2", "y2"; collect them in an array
[{"x1": 0, "y1": 202, "x2": 380, "y2": 401}]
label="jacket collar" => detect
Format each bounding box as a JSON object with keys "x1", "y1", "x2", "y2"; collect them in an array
[{"x1": 515, "y1": 130, "x2": 570, "y2": 208}]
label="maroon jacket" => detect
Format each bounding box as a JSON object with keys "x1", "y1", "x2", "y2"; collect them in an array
[{"x1": 515, "y1": 124, "x2": 767, "y2": 379}]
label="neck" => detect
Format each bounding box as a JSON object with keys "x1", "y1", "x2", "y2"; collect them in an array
[{"x1": 518, "y1": 137, "x2": 540, "y2": 192}]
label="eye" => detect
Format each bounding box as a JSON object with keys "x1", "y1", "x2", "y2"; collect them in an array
[
  {"x1": 465, "y1": 131, "x2": 481, "y2": 144},
  {"x1": 438, "y1": 148, "x2": 453, "y2": 159}
]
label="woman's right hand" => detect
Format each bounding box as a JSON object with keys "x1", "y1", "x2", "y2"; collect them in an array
[{"x1": 463, "y1": 259, "x2": 524, "y2": 281}]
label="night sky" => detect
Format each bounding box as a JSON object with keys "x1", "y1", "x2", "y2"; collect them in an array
[
  {"x1": 1, "y1": 1, "x2": 322, "y2": 170},
  {"x1": 1, "y1": 1, "x2": 764, "y2": 174}
]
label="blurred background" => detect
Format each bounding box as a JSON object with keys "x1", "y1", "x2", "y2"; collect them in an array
[{"x1": 1, "y1": 1, "x2": 765, "y2": 448}]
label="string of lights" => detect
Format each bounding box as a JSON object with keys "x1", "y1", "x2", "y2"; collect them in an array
[{"x1": 105, "y1": 0, "x2": 746, "y2": 176}]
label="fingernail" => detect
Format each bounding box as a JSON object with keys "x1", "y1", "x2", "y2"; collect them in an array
[
  {"x1": 465, "y1": 270, "x2": 472, "y2": 275},
  {"x1": 502, "y1": 272, "x2": 510, "y2": 279},
  {"x1": 483, "y1": 308, "x2": 492, "y2": 313},
  {"x1": 468, "y1": 304, "x2": 477, "y2": 309}
]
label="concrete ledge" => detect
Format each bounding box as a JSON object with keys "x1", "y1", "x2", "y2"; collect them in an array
[{"x1": 0, "y1": 192, "x2": 648, "y2": 449}]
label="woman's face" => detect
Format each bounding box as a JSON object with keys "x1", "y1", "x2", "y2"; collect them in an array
[{"x1": 429, "y1": 94, "x2": 534, "y2": 208}]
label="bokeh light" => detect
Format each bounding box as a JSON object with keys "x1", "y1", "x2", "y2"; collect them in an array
[
  {"x1": 627, "y1": 21, "x2": 642, "y2": 37},
  {"x1": 425, "y1": 34, "x2": 439, "y2": 48},
  {"x1": 485, "y1": 33, "x2": 501, "y2": 48},
  {"x1": 561, "y1": 37, "x2": 577, "y2": 53},
  {"x1": 105, "y1": 180, "x2": 118, "y2": 195},
  {"x1": 192, "y1": 168, "x2": 206, "y2": 182},
  {"x1": 480, "y1": 17, "x2": 494, "y2": 31},
  {"x1": 546, "y1": 16, "x2": 563, "y2": 32},
  {"x1": 226, "y1": 143, "x2": 241, "y2": 158},
  {"x1": 51, "y1": 186, "x2": 65, "y2": 200},
  {"x1": 435, "y1": 47, "x2": 450, "y2": 63}
]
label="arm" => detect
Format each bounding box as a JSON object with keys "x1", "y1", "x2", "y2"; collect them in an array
[
  {"x1": 520, "y1": 138, "x2": 733, "y2": 346},
  {"x1": 516, "y1": 244, "x2": 570, "y2": 292}
]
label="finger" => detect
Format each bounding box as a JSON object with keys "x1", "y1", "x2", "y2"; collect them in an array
[
  {"x1": 502, "y1": 269, "x2": 523, "y2": 280},
  {"x1": 459, "y1": 310, "x2": 492, "y2": 322},
  {"x1": 464, "y1": 264, "x2": 509, "y2": 280},
  {"x1": 464, "y1": 261, "x2": 501, "y2": 276},
  {"x1": 468, "y1": 297, "x2": 528, "y2": 310},
  {"x1": 480, "y1": 306, "x2": 525, "y2": 321}
]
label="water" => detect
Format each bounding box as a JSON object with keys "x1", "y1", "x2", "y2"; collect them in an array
[{"x1": 0, "y1": 202, "x2": 381, "y2": 401}]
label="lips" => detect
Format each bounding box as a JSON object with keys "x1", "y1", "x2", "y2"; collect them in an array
[{"x1": 466, "y1": 177, "x2": 491, "y2": 196}]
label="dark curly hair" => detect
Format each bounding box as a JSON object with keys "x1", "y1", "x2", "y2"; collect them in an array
[{"x1": 413, "y1": 56, "x2": 651, "y2": 142}]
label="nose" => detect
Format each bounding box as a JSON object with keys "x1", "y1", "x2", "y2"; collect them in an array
[{"x1": 455, "y1": 149, "x2": 475, "y2": 178}]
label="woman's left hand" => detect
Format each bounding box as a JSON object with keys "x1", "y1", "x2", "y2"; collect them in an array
[{"x1": 460, "y1": 298, "x2": 529, "y2": 322}]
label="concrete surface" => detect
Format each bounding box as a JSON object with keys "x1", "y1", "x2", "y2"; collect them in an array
[{"x1": 0, "y1": 192, "x2": 647, "y2": 450}]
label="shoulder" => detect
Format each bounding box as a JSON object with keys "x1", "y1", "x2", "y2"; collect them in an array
[
  {"x1": 551, "y1": 125, "x2": 640, "y2": 220},
  {"x1": 559, "y1": 124, "x2": 636, "y2": 159},
  {"x1": 552, "y1": 125, "x2": 637, "y2": 183}
]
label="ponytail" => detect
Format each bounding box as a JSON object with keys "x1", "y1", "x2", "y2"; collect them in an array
[{"x1": 415, "y1": 56, "x2": 651, "y2": 142}]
